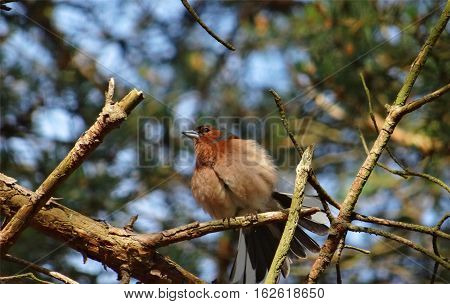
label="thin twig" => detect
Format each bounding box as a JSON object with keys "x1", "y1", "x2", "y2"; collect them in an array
[
  {"x1": 2, "y1": 254, "x2": 78, "y2": 284},
  {"x1": 335, "y1": 233, "x2": 347, "y2": 284},
  {"x1": 343, "y1": 245, "x2": 370, "y2": 255},
  {"x1": 270, "y1": 89, "x2": 342, "y2": 211},
  {"x1": 124, "y1": 215, "x2": 139, "y2": 232},
  {"x1": 360, "y1": 72, "x2": 407, "y2": 171},
  {"x1": 431, "y1": 213, "x2": 450, "y2": 283},
  {"x1": 0, "y1": 80, "x2": 144, "y2": 254},
  {"x1": 353, "y1": 213, "x2": 449, "y2": 240},
  {"x1": 348, "y1": 224, "x2": 450, "y2": 270},
  {"x1": 265, "y1": 145, "x2": 314, "y2": 284},
  {"x1": 0, "y1": 272, "x2": 53, "y2": 284},
  {"x1": 180, "y1": 0, "x2": 235, "y2": 51},
  {"x1": 400, "y1": 82, "x2": 450, "y2": 115},
  {"x1": 359, "y1": 129, "x2": 450, "y2": 193}
]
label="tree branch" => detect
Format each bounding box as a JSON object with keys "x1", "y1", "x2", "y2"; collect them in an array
[
  {"x1": 0, "y1": 273, "x2": 53, "y2": 284},
  {"x1": 353, "y1": 213, "x2": 450, "y2": 240},
  {"x1": 0, "y1": 173, "x2": 203, "y2": 284},
  {"x1": 265, "y1": 145, "x2": 314, "y2": 284},
  {"x1": 393, "y1": 3, "x2": 450, "y2": 107},
  {"x1": 0, "y1": 173, "x2": 321, "y2": 283},
  {"x1": 135, "y1": 208, "x2": 320, "y2": 248},
  {"x1": 347, "y1": 224, "x2": 450, "y2": 270},
  {"x1": 180, "y1": 0, "x2": 235, "y2": 51},
  {"x1": 400, "y1": 82, "x2": 450, "y2": 115},
  {"x1": 0, "y1": 79, "x2": 144, "y2": 255},
  {"x1": 359, "y1": 128, "x2": 450, "y2": 193},
  {"x1": 270, "y1": 89, "x2": 341, "y2": 211},
  {"x1": 431, "y1": 213, "x2": 450, "y2": 283},
  {"x1": 306, "y1": 3, "x2": 450, "y2": 283},
  {"x1": 2, "y1": 254, "x2": 78, "y2": 284}
]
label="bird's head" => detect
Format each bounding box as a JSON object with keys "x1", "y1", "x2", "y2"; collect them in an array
[{"x1": 182, "y1": 125, "x2": 224, "y2": 143}]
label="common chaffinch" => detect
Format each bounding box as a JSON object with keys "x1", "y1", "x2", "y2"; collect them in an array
[{"x1": 183, "y1": 125, "x2": 328, "y2": 283}]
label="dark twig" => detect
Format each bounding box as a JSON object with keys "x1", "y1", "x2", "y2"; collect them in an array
[
  {"x1": 431, "y1": 213, "x2": 450, "y2": 283},
  {"x1": 124, "y1": 215, "x2": 139, "y2": 232},
  {"x1": 180, "y1": 0, "x2": 235, "y2": 51},
  {"x1": 359, "y1": 129, "x2": 450, "y2": 193},
  {"x1": 360, "y1": 72, "x2": 408, "y2": 171},
  {"x1": 335, "y1": 233, "x2": 347, "y2": 284},
  {"x1": 2, "y1": 254, "x2": 78, "y2": 284},
  {"x1": 270, "y1": 89, "x2": 342, "y2": 211}
]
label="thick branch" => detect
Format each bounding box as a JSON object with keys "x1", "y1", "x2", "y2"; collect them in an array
[
  {"x1": 2, "y1": 254, "x2": 78, "y2": 284},
  {"x1": 0, "y1": 174, "x2": 203, "y2": 284},
  {"x1": 135, "y1": 208, "x2": 320, "y2": 248},
  {"x1": 0, "y1": 80, "x2": 144, "y2": 254},
  {"x1": 180, "y1": 0, "x2": 235, "y2": 51},
  {"x1": 265, "y1": 145, "x2": 314, "y2": 284},
  {"x1": 307, "y1": 3, "x2": 450, "y2": 283}
]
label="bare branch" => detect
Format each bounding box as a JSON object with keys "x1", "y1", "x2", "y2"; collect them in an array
[
  {"x1": 343, "y1": 245, "x2": 370, "y2": 255},
  {"x1": 393, "y1": 4, "x2": 450, "y2": 107},
  {"x1": 347, "y1": 224, "x2": 450, "y2": 270},
  {"x1": 180, "y1": 0, "x2": 235, "y2": 51},
  {"x1": 335, "y1": 233, "x2": 347, "y2": 284},
  {"x1": 265, "y1": 145, "x2": 314, "y2": 284},
  {"x1": 431, "y1": 213, "x2": 450, "y2": 283},
  {"x1": 354, "y1": 213, "x2": 450, "y2": 240},
  {"x1": 359, "y1": 129, "x2": 449, "y2": 192},
  {"x1": 0, "y1": 273, "x2": 53, "y2": 284},
  {"x1": 400, "y1": 83, "x2": 450, "y2": 115},
  {"x1": 270, "y1": 89, "x2": 342, "y2": 211},
  {"x1": 0, "y1": 81, "x2": 144, "y2": 255},
  {"x1": 2, "y1": 254, "x2": 78, "y2": 284},
  {"x1": 0, "y1": 173, "x2": 203, "y2": 284},
  {"x1": 360, "y1": 72, "x2": 407, "y2": 171},
  {"x1": 104, "y1": 77, "x2": 115, "y2": 105},
  {"x1": 307, "y1": 3, "x2": 450, "y2": 283},
  {"x1": 136, "y1": 208, "x2": 320, "y2": 248},
  {"x1": 124, "y1": 215, "x2": 139, "y2": 232}
]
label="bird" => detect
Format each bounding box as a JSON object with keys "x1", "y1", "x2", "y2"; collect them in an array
[{"x1": 182, "y1": 125, "x2": 328, "y2": 283}]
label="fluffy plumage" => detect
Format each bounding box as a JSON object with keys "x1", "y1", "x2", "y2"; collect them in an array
[{"x1": 183, "y1": 125, "x2": 328, "y2": 283}]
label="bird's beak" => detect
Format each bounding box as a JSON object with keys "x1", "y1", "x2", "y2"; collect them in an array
[{"x1": 182, "y1": 130, "x2": 200, "y2": 139}]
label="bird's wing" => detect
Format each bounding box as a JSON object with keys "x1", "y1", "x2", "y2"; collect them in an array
[{"x1": 213, "y1": 139, "x2": 277, "y2": 211}]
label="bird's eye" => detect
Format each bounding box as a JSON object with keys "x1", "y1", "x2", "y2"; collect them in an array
[{"x1": 203, "y1": 127, "x2": 210, "y2": 133}]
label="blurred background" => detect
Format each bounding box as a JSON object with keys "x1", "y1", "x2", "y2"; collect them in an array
[{"x1": 0, "y1": 0, "x2": 449, "y2": 283}]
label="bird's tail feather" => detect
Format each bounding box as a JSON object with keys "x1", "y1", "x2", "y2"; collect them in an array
[{"x1": 229, "y1": 192, "x2": 329, "y2": 283}]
